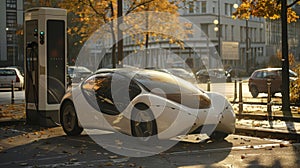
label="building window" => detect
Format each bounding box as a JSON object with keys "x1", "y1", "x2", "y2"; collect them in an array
[
  {"x1": 230, "y1": 4, "x2": 234, "y2": 16},
  {"x1": 240, "y1": 27, "x2": 243, "y2": 42},
  {"x1": 224, "y1": 25, "x2": 228, "y2": 40},
  {"x1": 187, "y1": 1, "x2": 206, "y2": 14},
  {"x1": 200, "y1": 24, "x2": 208, "y2": 37},
  {"x1": 6, "y1": 0, "x2": 17, "y2": 10},
  {"x1": 189, "y1": 1, "x2": 194, "y2": 14},
  {"x1": 260, "y1": 28, "x2": 263, "y2": 42},
  {"x1": 231, "y1": 25, "x2": 234, "y2": 41},
  {"x1": 195, "y1": 1, "x2": 200, "y2": 13},
  {"x1": 225, "y1": 3, "x2": 229, "y2": 16},
  {"x1": 201, "y1": 1, "x2": 207, "y2": 13},
  {"x1": 6, "y1": 12, "x2": 17, "y2": 29},
  {"x1": 212, "y1": 1, "x2": 217, "y2": 14}
]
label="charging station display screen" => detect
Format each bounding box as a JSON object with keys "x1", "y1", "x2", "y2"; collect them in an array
[{"x1": 47, "y1": 20, "x2": 65, "y2": 104}]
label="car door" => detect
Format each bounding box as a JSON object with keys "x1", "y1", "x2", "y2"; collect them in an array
[
  {"x1": 268, "y1": 70, "x2": 281, "y2": 93},
  {"x1": 253, "y1": 71, "x2": 267, "y2": 92}
]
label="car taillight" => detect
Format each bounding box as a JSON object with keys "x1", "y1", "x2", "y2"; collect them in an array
[{"x1": 16, "y1": 75, "x2": 20, "y2": 82}]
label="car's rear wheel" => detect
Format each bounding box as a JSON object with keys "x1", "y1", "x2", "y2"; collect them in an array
[
  {"x1": 210, "y1": 131, "x2": 229, "y2": 141},
  {"x1": 61, "y1": 102, "x2": 83, "y2": 136},
  {"x1": 250, "y1": 86, "x2": 259, "y2": 98},
  {"x1": 131, "y1": 104, "x2": 157, "y2": 141}
]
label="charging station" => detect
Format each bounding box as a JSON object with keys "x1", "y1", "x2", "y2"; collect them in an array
[{"x1": 24, "y1": 7, "x2": 67, "y2": 127}]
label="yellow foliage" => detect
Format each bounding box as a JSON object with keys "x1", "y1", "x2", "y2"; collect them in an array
[
  {"x1": 233, "y1": 0, "x2": 299, "y2": 23},
  {"x1": 276, "y1": 50, "x2": 295, "y2": 66},
  {"x1": 291, "y1": 64, "x2": 300, "y2": 103},
  {"x1": 58, "y1": 0, "x2": 186, "y2": 48}
]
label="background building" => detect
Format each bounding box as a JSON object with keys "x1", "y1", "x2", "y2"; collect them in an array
[
  {"x1": 0, "y1": 0, "x2": 24, "y2": 68},
  {"x1": 179, "y1": 0, "x2": 266, "y2": 72}
]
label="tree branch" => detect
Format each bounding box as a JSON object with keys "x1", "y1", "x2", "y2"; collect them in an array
[
  {"x1": 287, "y1": 0, "x2": 300, "y2": 8},
  {"x1": 125, "y1": 0, "x2": 154, "y2": 15}
]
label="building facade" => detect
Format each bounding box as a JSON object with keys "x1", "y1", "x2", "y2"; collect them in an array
[
  {"x1": 0, "y1": 0, "x2": 24, "y2": 68},
  {"x1": 179, "y1": 0, "x2": 266, "y2": 71}
]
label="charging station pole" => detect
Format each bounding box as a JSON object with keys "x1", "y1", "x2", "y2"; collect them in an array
[{"x1": 24, "y1": 7, "x2": 67, "y2": 127}]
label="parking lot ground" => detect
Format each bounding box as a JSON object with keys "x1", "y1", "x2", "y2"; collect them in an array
[{"x1": 0, "y1": 122, "x2": 296, "y2": 168}]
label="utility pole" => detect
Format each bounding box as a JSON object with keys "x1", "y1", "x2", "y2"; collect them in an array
[
  {"x1": 281, "y1": 0, "x2": 291, "y2": 113},
  {"x1": 217, "y1": 0, "x2": 221, "y2": 58},
  {"x1": 117, "y1": 0, "x2": 123, "y2": 67}
]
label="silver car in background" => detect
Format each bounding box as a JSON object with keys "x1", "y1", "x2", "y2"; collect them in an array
[{"x1": 0, "y1": 67, "x2": 24, "y2": 90}]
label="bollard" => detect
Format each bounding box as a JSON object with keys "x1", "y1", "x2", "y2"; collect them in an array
[
  {"x1": 238, "y1": 79, "x2": 243, "y2": 119},
  {"x1": 207, "y1": 79, "x2": 211, "y2": 92},
  {"x1": 234, "y1": 79, "x2": 237, "y2": 102},
  {"x1": 11, "y1": 80, "x2": 15, "y2": 104},
  {"x1": 267, "y1": 79, "x2": 272, "y2": 120}
]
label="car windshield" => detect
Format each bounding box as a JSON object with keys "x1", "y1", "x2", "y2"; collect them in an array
[{"x1": 133, "y1": 70, "x2": 201, "y2": 94}]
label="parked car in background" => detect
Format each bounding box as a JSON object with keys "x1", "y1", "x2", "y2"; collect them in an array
[
  {"x1": 67, "y1": 66, "x2": 93, "y2": 83},
  {"x1": 164, "y1": 68, "x2": 197, "y2": 83},
  {"x1": 59, "y1": 68, "x2": 235, "y2": 140},
  {"x1": 7, "y1": 66, "x2": 24, "y2": 77},
  {"x1": 145, "y1": 67, "x2": 197, "y2": 83},
  {"x1": 0, "y1": 67, "x2": 24, "y2": 90},
  {"x1": 248, "y1": 68, "x2": 297, "y2": 98},
  {"x1": 196, "y1": 69, "x2": 232, "y2": 83}
]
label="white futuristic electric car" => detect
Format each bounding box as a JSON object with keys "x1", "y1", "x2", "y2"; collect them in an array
[{"x1": 59, "y1": 68, "x2": 235, "y2": 140}]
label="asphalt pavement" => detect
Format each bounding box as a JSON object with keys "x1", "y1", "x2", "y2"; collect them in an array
[{"x1": 0, "y1": 88, "x2": 300, "y2": 167}]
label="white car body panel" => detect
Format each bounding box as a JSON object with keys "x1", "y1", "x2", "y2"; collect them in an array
[{"x1": 60, "y1": 69, "x2": 236, "y2": 139}]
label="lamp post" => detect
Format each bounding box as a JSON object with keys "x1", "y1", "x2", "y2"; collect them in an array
[
  {"x1": 213, "y1": 0, "x2": 221, "y2": 59},
  {"x1": 245, "y1": 19, "x2": 250, "y2": 74}
]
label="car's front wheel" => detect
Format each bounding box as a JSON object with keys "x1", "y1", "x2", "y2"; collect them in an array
[
  {"x1": 250, "y1": 86, "x2": 259, "y2": 98},
  {"x1": 131, "y1": 104, "x2": 157, "y2": 141},
  {"x1": 61, "y1": 101, "x2": 83, "y2": 136}
]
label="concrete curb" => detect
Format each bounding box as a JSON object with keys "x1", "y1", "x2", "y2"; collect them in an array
[
  {"x1": 236, "y1": 114, "x2": 300, "y2": 122},
  {"x1": 235, "y1": 125, "x2": 300, "y2": 142}
]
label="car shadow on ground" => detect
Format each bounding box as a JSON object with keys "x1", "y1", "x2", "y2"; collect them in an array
[{"x1": 0, "y1": 123, "x2": 233, "y2": 168}]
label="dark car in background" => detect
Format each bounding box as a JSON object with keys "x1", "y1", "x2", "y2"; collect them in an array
[
  {"x1": 196, "y1": 69, "x2": 232, "y2": 83},
  {"x1": 248, "y1": 68, "x2": 297, "y2": 98}
]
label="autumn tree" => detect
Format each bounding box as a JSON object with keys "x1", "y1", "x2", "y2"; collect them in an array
[
  {"x1": 233, "y1": 0, "x2": 300, "y2": 22},
  {"x1": 58, "y1": 0, "x2": 188, "y2": 67}
]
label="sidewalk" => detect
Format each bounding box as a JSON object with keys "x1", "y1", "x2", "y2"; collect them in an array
[
  {"x1": 233, "y1": 103, "x2": 300, "y2": 141},
  {"x1": 0, "y1": 102, "x2": 300, "y2": 141},
  {"x1": 0, "y1": 103, "x2": 25, "y2": 123}
]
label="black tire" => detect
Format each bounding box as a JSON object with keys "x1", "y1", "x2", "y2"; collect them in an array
[
  {"x1": 250, "y1": 86, "x2": 259, "y2": 98},
  {"x1": 210, "y1": 131, "x2": 229, "y2": 141},
  {"x1": 61, "y1": 102, "x2": 83, "y2": 136},
  {"x1": 131, "y1": 104, "x2": 157, "y2": 141}
]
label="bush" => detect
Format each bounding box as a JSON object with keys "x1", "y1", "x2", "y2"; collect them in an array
[{"x1": 290, "y1": 64, "x2": 300, "y2": 103}]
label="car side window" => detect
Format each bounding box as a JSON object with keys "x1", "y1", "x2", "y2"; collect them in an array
[
  {"x1": 82, "y1": 73, "x2": 142, "y2": 115},
  {"x1": 266, "y1": 71, "x2": 277, "y2": 78},
  {"x1": 255, "y1": 71, "x2": 263, "y2": 78},
  {"x1": 82, "y1": 73, "x2": 118, "y2": 115}
]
